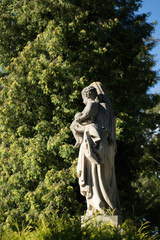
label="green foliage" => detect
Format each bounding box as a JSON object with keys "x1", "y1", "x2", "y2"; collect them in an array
[
  {"x1": 132, "y1": 102, "x2": 160, "y2": 233},
  {"x1": 0, "y1": 0, "x2": 159, "y2": 234},
  {"x1": 0, "y1": 216, "x2": 158, "y2": 240}
]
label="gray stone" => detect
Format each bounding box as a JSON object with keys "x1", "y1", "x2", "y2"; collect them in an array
[
  {"x1": 71, "y1": 82, "x2": 122, "y2": 216},
  {"x1": 81, "y1": 214, "x2": 123, "y2": 228}
]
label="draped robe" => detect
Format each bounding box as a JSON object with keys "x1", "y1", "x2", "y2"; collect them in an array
[{"x1": 72, "y1": 82, "x2": 121, "y2": 215}]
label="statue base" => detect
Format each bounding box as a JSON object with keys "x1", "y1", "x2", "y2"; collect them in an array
[{"x1": 81, "y1": 215, "x2": 123, "y2": 228}]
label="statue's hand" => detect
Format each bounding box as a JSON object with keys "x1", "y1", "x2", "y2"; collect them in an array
[
  {"x1": 75, "y1": 112, "x2": 82, "y2": 122},
  {"x1": 75, "y1": 117, "x2": 80, "y2": 122}
]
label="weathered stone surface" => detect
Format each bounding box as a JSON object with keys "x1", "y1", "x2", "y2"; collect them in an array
[
  {"x1": 71, "y1": 82, "x2": 122, "y2": 216},
  {"x1": 81, "y1": 215, "x2": 123, "y2": 227}
]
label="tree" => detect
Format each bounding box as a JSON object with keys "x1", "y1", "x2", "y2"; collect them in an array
[
  {"x1": 134, "y1": 101, "x2": 160, "y2": 233},
  {"x1": 0, "y1": 0, "x2": 159, "y2": 232}
]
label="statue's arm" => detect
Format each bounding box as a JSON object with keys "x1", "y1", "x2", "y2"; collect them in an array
[{"x1": 77, "y1": 102, "x2": 92, "y2": 122}]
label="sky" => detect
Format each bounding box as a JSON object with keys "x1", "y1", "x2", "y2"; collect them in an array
[{"x1": 138, "y1": 0, "x2": 160, "y2": 94}]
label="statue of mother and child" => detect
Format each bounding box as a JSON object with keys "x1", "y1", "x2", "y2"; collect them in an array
[{"x1": 70, "y1": 82, "x2": 122, "y2": 217}]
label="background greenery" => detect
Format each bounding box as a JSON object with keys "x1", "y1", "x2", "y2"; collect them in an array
[{"x1": 0, "y1": 0, "x2": 159, "y2": 237}]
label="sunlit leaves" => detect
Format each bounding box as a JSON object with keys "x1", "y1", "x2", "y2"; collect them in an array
[{"x1": 0, "y1": 0, "x2": 159, "y2": 233}]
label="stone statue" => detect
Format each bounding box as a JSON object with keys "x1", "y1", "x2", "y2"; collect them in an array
[{"x1": 70, "y1": 82, "x2": 121, "y2": 216}]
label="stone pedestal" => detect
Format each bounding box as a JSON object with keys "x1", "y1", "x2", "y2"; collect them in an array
[{"x1": 81, "y1": 215, "x2": 123, "y2": 228}]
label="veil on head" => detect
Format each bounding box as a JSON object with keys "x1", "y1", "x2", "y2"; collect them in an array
[{"x1": 90, "y1": 82, "x2": 116, "y2": 151}]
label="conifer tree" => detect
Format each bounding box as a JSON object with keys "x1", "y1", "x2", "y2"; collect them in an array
[{"x1": 0, "y1": 0, "x2": 159, "y2": 232}]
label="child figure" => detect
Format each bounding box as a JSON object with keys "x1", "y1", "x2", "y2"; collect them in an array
[
  {"x1": 70, "y1": 112, "x2": 84, "y2": 148},
  {"x1": 70, "y1": 85, "x2": 99, "y2": 148}
]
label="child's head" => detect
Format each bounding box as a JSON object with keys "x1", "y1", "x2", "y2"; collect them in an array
[{"x1": 81, "y1": 86, "x2": 97, "y2": 103}]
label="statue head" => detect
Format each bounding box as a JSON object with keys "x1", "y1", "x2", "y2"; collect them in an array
[{"x1": 81, "y1": 86, "x2": 97, "y2": 104}]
